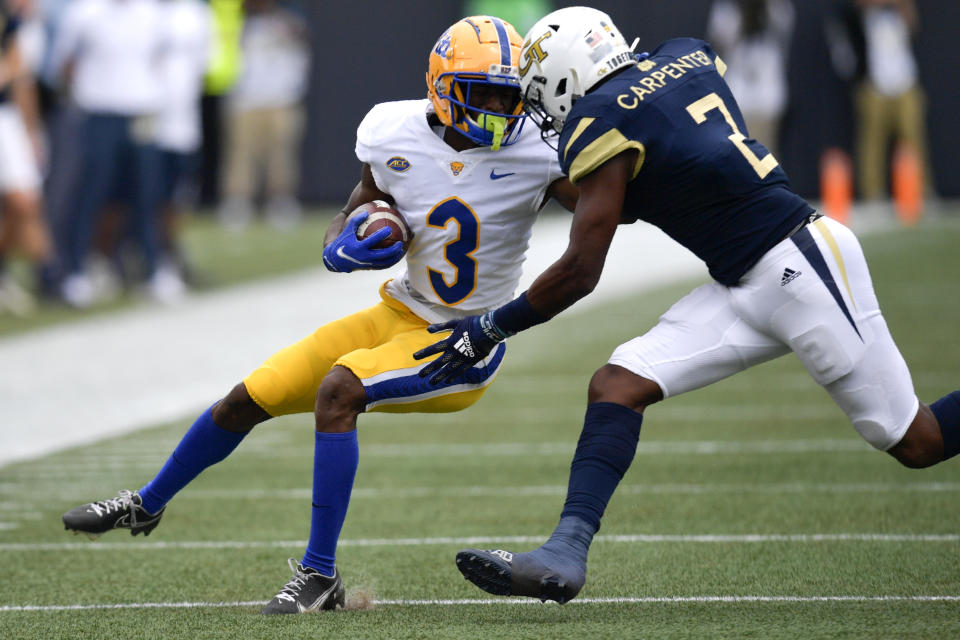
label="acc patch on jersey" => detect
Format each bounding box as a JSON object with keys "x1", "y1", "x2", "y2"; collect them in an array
[{"x1": 386, "y1": 156, "x2": 411, "y2": 172}]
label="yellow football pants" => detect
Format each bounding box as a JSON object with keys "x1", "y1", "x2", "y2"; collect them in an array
[{"x1": 244, "y1": 284, "x2": 506, "y2": 416}]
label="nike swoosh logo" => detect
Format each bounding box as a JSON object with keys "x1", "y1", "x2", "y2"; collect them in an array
[
  {"x1": 489, "y1": 169, "x2": 515, "y2": 180},
  {"x1": 336, "y1": 247, "x2": 367, "y2": 265}
]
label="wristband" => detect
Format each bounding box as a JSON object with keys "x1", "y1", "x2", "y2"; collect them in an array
[
  {"x1": 490, "y1": 292, "x2": 549, "y2": 337},
  {"x1": 479, "y1": 312, "x2": 509, "y2": 342}
]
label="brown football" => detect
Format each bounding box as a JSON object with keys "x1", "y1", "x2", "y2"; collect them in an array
[{"x1": 347, "y1": 200, "x2": 413, "y2": 252}]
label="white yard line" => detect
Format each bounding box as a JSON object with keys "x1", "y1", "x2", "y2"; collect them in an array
[
  {"x1": 0, "y1": 218, "x2": 705, "y2": 468},
  {"x1": 3, "y1": 595, "x2": 959, "y2": 612},
  {"x1": 3, "y1": 480, "x2": 958, "y2": 504},
  {"x1": 164, "y1": 481, "x2": 960, "y2": 500},
  {"x1": 5, "y1": 438, "x2": 874, "y2": 472},
  {"x1": 3, "y1": 532, "x2": 958, "y2": 552}
]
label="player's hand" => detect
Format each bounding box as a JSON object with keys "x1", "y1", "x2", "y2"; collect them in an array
[
  {"x1": 414, "y1": 313, "x2": 507, "y2": 385},
  {"x1": 322, "y1": 211, "x2": 405, "y2": 273}
]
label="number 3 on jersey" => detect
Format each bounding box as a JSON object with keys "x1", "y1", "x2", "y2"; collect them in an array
[
  {"x1": 686, "y1": 92, "x2": 779, "y2": 180},
  {"x1": 426, "y1": 197, "x2": 479, "y2": 305}
]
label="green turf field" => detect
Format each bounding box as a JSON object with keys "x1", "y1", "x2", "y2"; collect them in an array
[{"x1": 2, "y1": 219, "x2": 959, "y2": 638}]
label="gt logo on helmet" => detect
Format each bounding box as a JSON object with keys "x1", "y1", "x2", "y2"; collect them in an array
[{"x1": 519, "y1": 32, "x2": 552, "y2": 78}]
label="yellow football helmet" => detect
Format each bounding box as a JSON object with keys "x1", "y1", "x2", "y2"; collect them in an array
[{"x1": 426, "y1": 16, "x2": 526, "y2": 150}]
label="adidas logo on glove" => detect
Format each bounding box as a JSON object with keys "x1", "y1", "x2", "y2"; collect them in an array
[{"x1": 454, "y1": 332, "x2": 475, "y2": 358}]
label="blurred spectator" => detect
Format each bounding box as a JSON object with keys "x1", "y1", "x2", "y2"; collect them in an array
[
  {"x1": 48, "y1": 0, "x2": 171, "y2": 307},
  {"x1": 828, "y1": 0, "x2": 933, "y2": 202},
  {"x1": 218, "y1": 0, "x2": 309, "y2": 231},
  {"x1": 197, "y1": 0, "x2": 243, "y2": 208},
  {"x1": 155, "y1": 0, "x2": 213, "y2": 292},
  {"x1": 0, "y1": 0, "x2": 53, "y2": 315},
  {"x1": 707, "y1": 0, "x2": 795, "y2": 159},
  {"x1": 9, "y1": 0, "x2": 42, "y2": 76}
]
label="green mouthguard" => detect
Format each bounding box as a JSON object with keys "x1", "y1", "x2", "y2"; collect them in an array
[{"x1": 483, "y1": 115, "x2": 507, "y2": 151}]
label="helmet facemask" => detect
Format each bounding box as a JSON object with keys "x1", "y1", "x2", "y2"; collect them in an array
[
  {"x1": 521, "y1": 73, "x2": 578, "y2": 150},
  {"x1": 436, "y1": 69, "x2": 525, "y2": 150}
]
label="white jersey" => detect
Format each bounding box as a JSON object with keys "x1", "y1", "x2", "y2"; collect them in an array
[
  {"x1": 155, "y1": 0, "x2": 212, "y2": 152},
  {"x1": 355, "y1": 99, "x2": 564, "y2": 324}
]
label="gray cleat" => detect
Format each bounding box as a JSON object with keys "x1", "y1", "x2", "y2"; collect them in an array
[
  {"x1": 62, "y1": 490, "x2": 164, "y2": 539},
  {"x1": 456, "y1": 548, "x2": 585, "y2": 604},
  {"x1": 261, "y1": 558, "x2": 345, "y2": 614}
]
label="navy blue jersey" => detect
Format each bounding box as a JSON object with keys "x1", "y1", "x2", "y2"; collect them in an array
[
  {"x1": 0, "y1": 8, "x2": 20, "y2": 104},
  {"x1": 558, "y1": 38, "x2": 813, "y2": 285}
]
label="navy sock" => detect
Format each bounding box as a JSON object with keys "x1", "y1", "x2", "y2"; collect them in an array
[
  {"x1": 931, "y1": 390, "x2": 960, "y2": 460},
  {"x1": 560, "y1": 402, "x2": 643, "y2": 532},
  {"x1": 139, "y1": 406, "x2": 247, "y2": 514},
  {"x1": 301, "y1": 430, "x2": 359, "y2": 576},
  {"x1": 535, "y1": 515, "x2": 596, "y2": 568}
]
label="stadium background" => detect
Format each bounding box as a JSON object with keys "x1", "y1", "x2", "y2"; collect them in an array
[{"x1": 296, "y1": 0, "x2": 960, "y2": 204}]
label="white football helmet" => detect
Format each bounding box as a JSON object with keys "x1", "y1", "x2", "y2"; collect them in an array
[{"x1": 518, "y1": 7, "x2": 636, "y2": 142}]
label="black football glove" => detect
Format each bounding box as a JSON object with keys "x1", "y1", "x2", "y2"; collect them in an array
[{"x1": 414, "y1": 313, "x2": 508, "y2": 385}]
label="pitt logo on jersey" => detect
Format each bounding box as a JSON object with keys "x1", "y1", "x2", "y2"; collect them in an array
[
  {"x1": 519, "y1": 32, "x2": 551, "y2": 79},
  {"x1": 449, "y1": 161, "x2": 465, "y2": 176},
  {"x1": 386, "y1": 156, "x2": 411, "y2": 173}
]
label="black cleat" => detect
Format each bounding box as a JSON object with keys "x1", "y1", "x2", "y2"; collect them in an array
[
  {"x1": 456, "y1": 548, "x2": 584, "y2": 604},
  {"x1": 62, "y1": 490, "x2": 164, "y2": 539},
  {"x1": 261, "y1": 559, "x2": 346, "y2": 614}
]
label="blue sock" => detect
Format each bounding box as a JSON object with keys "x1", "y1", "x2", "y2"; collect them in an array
[
  {"x1": 301, "y1": 430, "x2": 359, "y2": 576},
  {"x1": 931, "y1": 390, "x2": 960, "y2": 460},
  {"x1": 139, "y1": 406, "x2": 247, "y2": 514},
  {"x1": 560, "y1": 402, "x2": 643, "y2": 532}
]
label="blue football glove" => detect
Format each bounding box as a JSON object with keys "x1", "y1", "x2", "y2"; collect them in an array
[
  {"x1": 322, "y1": 211, "x2": 405, "y2": 273},
  {"x1": 413, "y1": 313, "x2": 508, "y2": 385}
]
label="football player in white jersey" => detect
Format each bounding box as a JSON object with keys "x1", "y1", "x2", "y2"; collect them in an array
[{"x1": 60, "y1": 15, "x2": 577, "y2": 614}]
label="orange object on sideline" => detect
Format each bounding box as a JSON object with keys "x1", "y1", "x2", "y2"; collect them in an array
[
  {"x1": 892, "y1": 143, "x2": 923, "y2": 226},
  {"x1": 820, "y1": 148, "x2": 852, "y2": 225}
]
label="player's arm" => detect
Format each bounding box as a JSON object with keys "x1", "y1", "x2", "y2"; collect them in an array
[
  {"x1": 415, "y1": 150, "x2": 634, "y2": 383},
  {"x1": 323, "y1": 163, "x2": 393, "y2": 245},
  {"x1": 544, "y1": 175, "x2": 634, "y2": 223},
  {"x1": 524, "y1": 150, "x2": 633, "y2": 318},
  {"x1": 321, "y1": 163, "x2": 403, "y2": 273},
  {"x1": 545, "y1": 177, "x2": 578, "y2": 212}
]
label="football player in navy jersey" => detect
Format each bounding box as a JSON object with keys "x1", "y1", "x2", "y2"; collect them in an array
[{"x1": 415, "y1": 6, "x2": 960, "y2": 603}]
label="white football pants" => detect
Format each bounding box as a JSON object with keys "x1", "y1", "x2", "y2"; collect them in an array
[{"x1": 609, "y1": 216, "x2": 919, "y2": 450}]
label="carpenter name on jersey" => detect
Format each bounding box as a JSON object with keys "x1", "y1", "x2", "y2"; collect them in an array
[{"x1": 558, "y1": 38, "x2": 813, "y2": 285}]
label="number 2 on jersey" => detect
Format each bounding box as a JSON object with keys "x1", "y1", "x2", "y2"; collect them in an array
[
  {"x1": 426, "y1": 197, "x2": 479, "y2": 305},
  {"x1": 686, "y1": 92, "x2": 779, "y2": 179}
]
